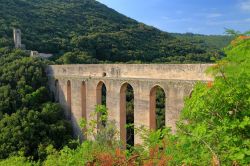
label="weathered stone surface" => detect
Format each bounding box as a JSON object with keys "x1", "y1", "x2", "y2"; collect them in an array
[
  {"x1": 13, "y1": 28, "x2": 22, "y2": 49},
  {"x1": 46, "y1": 64, "x2": 213, "y2": 144}
]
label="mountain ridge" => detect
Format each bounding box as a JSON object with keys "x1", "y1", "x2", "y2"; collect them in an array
[{"x1": 0, "y1": 0, "x2": 231, "y2": 63}]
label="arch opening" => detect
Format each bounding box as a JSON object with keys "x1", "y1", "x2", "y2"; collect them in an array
[
  {"x1": 150, "y1": 86, "x2": 166, "y2": 130},
  {"x1": 81, "y1": 81, "x2": 87, "y2": 139},
  {"x1": 67, "y1": 80, "x2": 72, "y2": 120},
  {"x1": 120, "y1": 83, "x2": 134, "y2": 148},
  {"x1": 96, "y1": 81, "x2": 107, "y2": 127}
]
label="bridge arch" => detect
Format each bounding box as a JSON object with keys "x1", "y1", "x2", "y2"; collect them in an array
[
  {"x1": 67, "y1": 80, "x2": 72, "y2": 119},
  {"x1": 96, "y1": 81, "x2": 107, "y2": 128},
  {"x1": 149, "y1": 85, "x2": 166, "y2": 130},
  {"x1": 96, "y1": 81, "x2": 107, "y2": 106},
  {"x1": 120, "y1": 82, "x2": 134, "y2": 147}
]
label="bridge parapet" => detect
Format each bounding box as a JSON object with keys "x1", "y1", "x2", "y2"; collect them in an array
[{"x1": 46, "y1": 64, "x2": 213, "y2": 81}]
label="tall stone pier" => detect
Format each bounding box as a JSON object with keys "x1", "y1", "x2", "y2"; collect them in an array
[{"x1": 46, "y1": 64, "x2": 213, "y2": 144}]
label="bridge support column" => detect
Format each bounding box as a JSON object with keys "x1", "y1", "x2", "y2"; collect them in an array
[
  {"x1": 57, "y1": 79, "x2": 68, "y2": 117},
  {"x1": 106, "y1": 81, "x2": 122, "y2": 141},
  {"x1": 134, "y1": 83, "x2": 151, "y2": 145},
  {"x1": 70, "y1": 79, "x2": 85, "y2": 140},
  {"x1": 166, "y1": 86, "x2": 185, "y2": 133},
  {"x1": 85, "y1": 79, "x2": 99, "y2": 139}
]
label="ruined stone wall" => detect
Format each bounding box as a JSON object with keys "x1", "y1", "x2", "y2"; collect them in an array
[{"x1": 46, "y1": 64, "x2": 213, "y2": 144}]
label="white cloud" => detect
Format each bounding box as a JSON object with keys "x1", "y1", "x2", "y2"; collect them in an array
[
  {"x1": 207, "y1": 13, "x2": 222, "y2": 18},
  {"x1": 244, "y1": 18, "x2": 250, "y2": 22},
  {"x1": 161, "y1": 16, "x2": 192, "y2": 22},
  {"x1": 187, "y1": 27, "x2": 200, "y2": 33},
  {"x1": 240, "y1": 0, "x2": 250, "y2": 12},
  {"x1": 176, "y1": 10, "x2": 183, "y2": 15},
  {"x1": 206, "y1": 18, "x2": 250, "y2": 26},
  {"x1": 162, "y1": 16, "x2": 170, "y2": 20}
]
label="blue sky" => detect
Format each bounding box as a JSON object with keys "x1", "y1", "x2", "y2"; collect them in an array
[{"x1": 97, "y1": 0, "x2": 250, "y2": 35}]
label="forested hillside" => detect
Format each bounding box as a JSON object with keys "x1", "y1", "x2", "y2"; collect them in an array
[
  {"x1": 172, "y1": 33, "x2": 233, "y2": 49},
  {"x1": 0, "y1": 0, "x2": 230, "y2": 63}
]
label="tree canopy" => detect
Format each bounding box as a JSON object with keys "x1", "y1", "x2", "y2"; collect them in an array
[{"x1": 0, "y1": 49, "x2": 73, "y2": 160}]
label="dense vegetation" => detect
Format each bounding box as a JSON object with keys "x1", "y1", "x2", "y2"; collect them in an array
[
  {"x1": 173, "y1": 33, "x2": 234, "y2": 49},
  {"x1": 0, "y1": 34, "x2": 248, "y2": 165},
  {"x1": 0, "y1": 48, "x2": 73, "y2": 160},
  {"x1": 0, "y1": 0, "x2": 232, "y2": 64},
  {"x1": 173, "y1": 35, "x2": 250, "y2": 165}
]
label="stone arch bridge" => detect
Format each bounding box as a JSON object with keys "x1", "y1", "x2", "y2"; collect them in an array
[{"x1": 46, "y1": 64, "x2": 213, "y2": 144}]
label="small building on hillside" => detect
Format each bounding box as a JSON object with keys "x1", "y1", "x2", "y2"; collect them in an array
[{"x1": 30, "y1": 51, "x2": 53, "y2": 59}]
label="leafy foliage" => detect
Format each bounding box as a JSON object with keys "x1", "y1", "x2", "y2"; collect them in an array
[
  {"x1": 173, "y1": 32, "x2": 233, "y2": 49},
  {"x1": 175, "y1": 35, "x2": 250, "y2": 165},
  {"x1": 0, "y1": 49, "x2": 72, "y2": 160},
  {"x1": 0, "y1": 156, "x2": 38, "y2": 166},
  {"x1": 125, "y1": 84, "x2": 135, "y2": 147},
  {"x1": 81, "y1": 105, "x2": 119, "y2": 144},
  {"x1": 55, "y1": 51, "x2": 98, "y2": 64},
  {"x1": 155, "y1": 87, "x2": 166, "y2": 130}
]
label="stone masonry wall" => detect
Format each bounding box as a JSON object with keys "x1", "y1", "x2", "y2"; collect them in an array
[{"x1": 46, "y1": 64, "x2": 213, "y2": 144}]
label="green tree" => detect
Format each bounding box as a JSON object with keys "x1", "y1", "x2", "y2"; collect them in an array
[
  {"x1": 0, "y1": 49, "x2": 73, "y2": 160},
  {"x1": 175, "y1": 34, "x2": 250, "y2": 165}
]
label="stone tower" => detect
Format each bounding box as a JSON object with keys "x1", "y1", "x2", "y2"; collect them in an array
[{"x1": 13, "y1": 28, "x2": 22, "y2": 48}]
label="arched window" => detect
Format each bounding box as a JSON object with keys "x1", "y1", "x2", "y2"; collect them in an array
[
  {"x1": 150, "y1": 85, "x2": 166, "y2": 130},
  {"x1": 120, "y1": 83, "x2": 134, "y2": 148}
]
